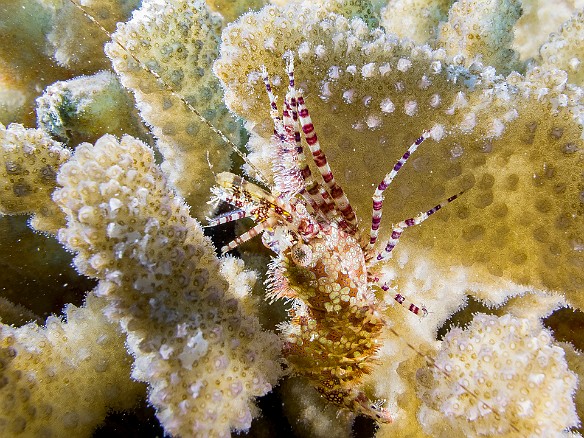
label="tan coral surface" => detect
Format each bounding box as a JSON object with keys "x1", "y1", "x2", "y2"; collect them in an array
[
  {"x1": 437, "y1": 0, "x2": 523, "y2": 72},
  {"x1": 54, "y1": 134, "x2": 282, "y2": 437},
  {"x1": 0, "y1": 293, "x2": 143, "y2": 438},
  {"x1": 380, "y1": 0, "x2": 454, "y2": 44},
  {"x1": 540, "y1": 9, "x2": 584, "y2": 85}
]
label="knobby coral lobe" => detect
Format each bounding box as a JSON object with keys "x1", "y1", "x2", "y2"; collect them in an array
[{"x1": 54, "y1": 134, "x2": 283, "y2": 437}]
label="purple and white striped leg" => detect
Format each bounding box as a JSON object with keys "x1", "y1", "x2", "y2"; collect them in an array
[
  {"x1": 393, "y1": 292, "x2": 428, "y2": 317},
  {"x1": 366, "y1": 131, "x2": 431, "y2": 251},
  {"x1": 261, "y1": 65, "x2": 281, "y2": 128},
  {"x1": 378, "y1": 282, "x2": 428, "y2": 317},
  {"x1": 390, "y1": 286, "x2": 428, "y2": 318},
  {"x1": 369, "y1": 191, "x2": 464, "y2": 264}
]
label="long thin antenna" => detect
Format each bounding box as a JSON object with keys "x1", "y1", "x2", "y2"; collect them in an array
[{"x1": 66, "y1": 0, "x2": 270, "y2": 187}]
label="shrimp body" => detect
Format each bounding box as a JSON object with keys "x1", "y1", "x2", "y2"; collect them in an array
[{"x1": 210, "y1": 57, "x2": 461, "y2": 422}]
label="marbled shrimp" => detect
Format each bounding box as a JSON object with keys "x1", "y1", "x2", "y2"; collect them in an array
[{"x1": 209, "y1": 57, "x2": 462, "y2": 421}]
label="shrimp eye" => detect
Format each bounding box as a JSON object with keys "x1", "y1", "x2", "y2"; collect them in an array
[{"x1": 290, "y1": 243, "x2": 313, "y2": 267}]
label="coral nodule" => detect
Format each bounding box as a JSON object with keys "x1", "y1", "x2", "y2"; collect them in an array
[{"x1": 418, "y1": 313, "x2": 579, "y2": 437}]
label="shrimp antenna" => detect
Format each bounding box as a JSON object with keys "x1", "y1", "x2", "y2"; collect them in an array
[{"x1": 66, "y1": 0, "x2": 270, "y2": 188}]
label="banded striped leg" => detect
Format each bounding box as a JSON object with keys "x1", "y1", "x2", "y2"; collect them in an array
[
  {"x1": 283, "y1": 70, "x2": 336, "y2": 219},
  {"x1": 369, "y1": 191, "x2": 464, "y2": 264},
  {"x1": 285, "y1": 98, "x2": 338, "y2": 221},
  {"x1": 262, "y1": 63, "x2": 333, "y2": 219},
  {"x1": 288, "y1": 55, "x2": 358, "y2": 232},
  {"x1": 366, "y1": 131, "x2": 430, "y2": 251},
  {"x1": 378, "y1": 282, "x2": 428, "y2": 317},
  {"x1": 271, "y1": 97, "x2": 304, "y2": 197},
  {"x1": 207, "y1": 209, "x2": 248, "y2": 227},
  {"x1": 261, "y1": 65, "x2": 281, "y2": 129},
  {"x1": 393, "y1": 292, "x2": 428, "y2": 317},
  {"x1": 296, "y1": 94, "x2": 358, "y2": 231},
  {"x1": 221, "y1": 218, "x2": 276, "y2": 254}
]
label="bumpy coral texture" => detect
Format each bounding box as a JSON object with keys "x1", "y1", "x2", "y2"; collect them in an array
[
  {"x1": 268, "y1": 0, "x2": 385, "y2": 26},
  {"x1": 380, "y1": 0, "x2": 454, "y2": 44},
  {"x1": 206, "y1": 0, "x2": 266, "y2": 22},
  {"x1": 0, "y1": 0, "x2": 583, "y2": 435},
  {"x1": 0, "y1": 293, "x2": 143, "y2": 437},
  {"x1": 437, "y1": 0, "x2": 523, "y2": 73},
  {"x1": 0, "y1": 123, "x2": 70, "y2": 233},
  {"x1": 513, "y1": 0, "x2": 584, "y2": 60},
  {"x1": 417, "y1": 313, "x2": 579, "y2": 437},
  {"x1": 562, "y1": 341, "x2": 584, "y2": 426},
  {"x1": 53, "y1": 134, "x2": 282, "y2": 437},
  {"x1": 105, "y1": 0, "x2": 239, "y2": 219},
  {"x1": 540, "y1": 9, "x2": 584, "y2": 85},
  {"x1": 372, "y1": 289, "x2": 570, "y2": 438},
  {"x1": 36, "y1": 71, "x2": 146, "y2": 145},
  {"x1": 214, "y1": 2, "x2": 584, "y2": 306},
  {"x1": 364, "y1": 247, "x2": 542, "y2": 437}
]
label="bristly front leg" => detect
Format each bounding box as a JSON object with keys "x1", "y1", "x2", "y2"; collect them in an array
[
  {"x1": 286, "y1": 56, "x2": 359, "y2": 234},
  {"x1": 282, "y1": 69, "x2": 336, "y2": 218}
]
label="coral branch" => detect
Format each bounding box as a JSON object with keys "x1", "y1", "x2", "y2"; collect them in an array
[
  {"x1": 105, "y1": 0, "x2": 240, "y2": 219},
  {"x1": 54, "y1": 134, "x2": 282, "y2": 437},
  {"x1": 417, "y1": 313, "x2": 579, "y2": 436},
  {"x1": 36, "y1": 71, "x2": 147, "y2": 145},
  {"x1": 0, "y1": 292, "x2": 143, "y2": 437},
  {"x1": 0, "y1": 123, "x2": 70, "y2": 233}
]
